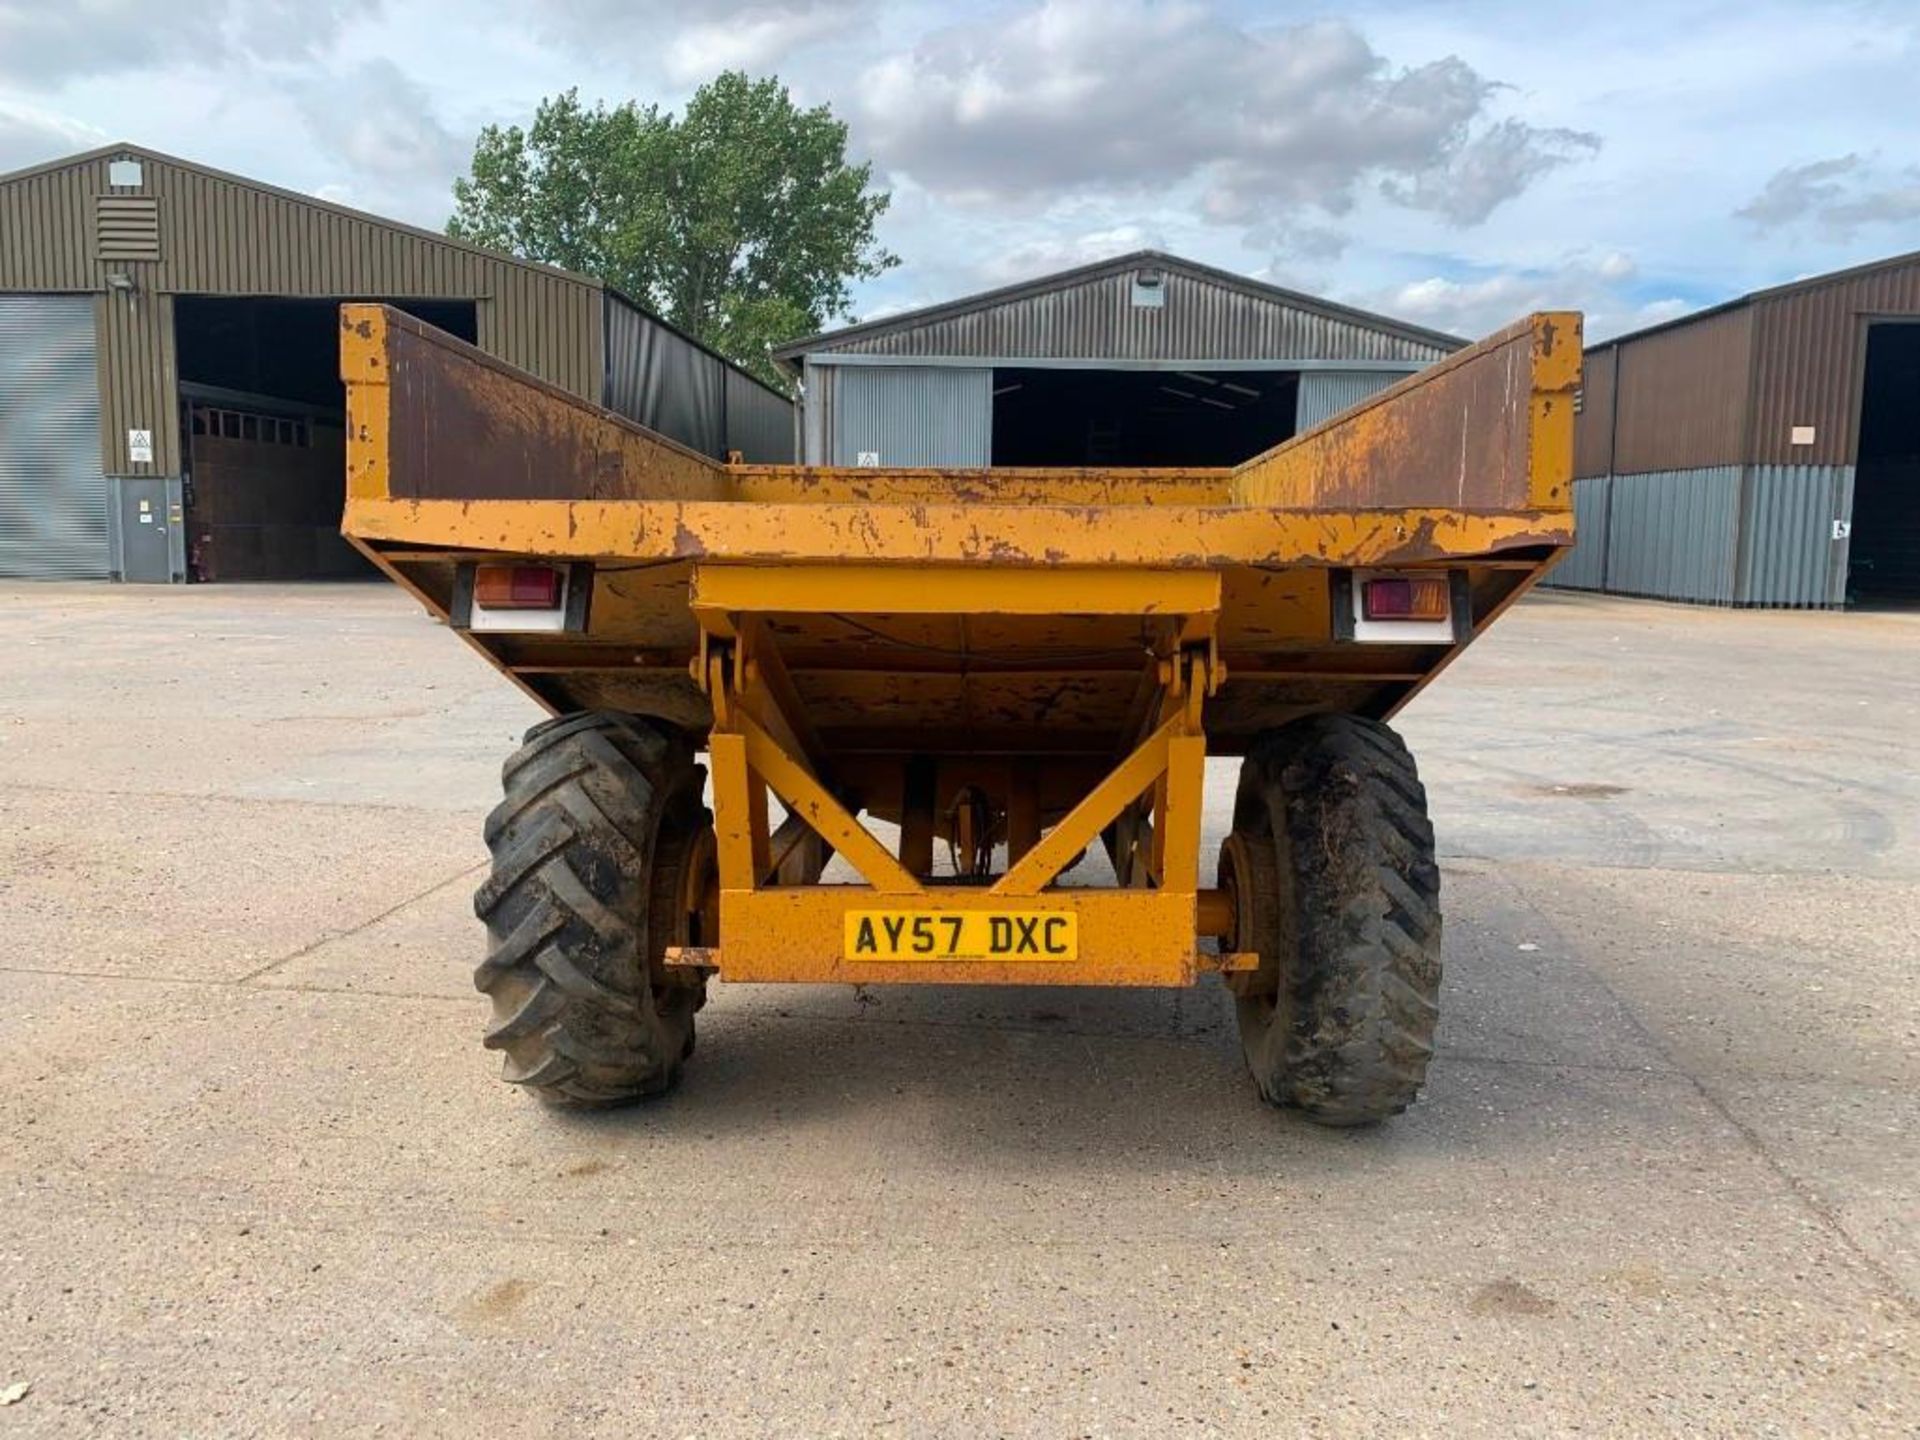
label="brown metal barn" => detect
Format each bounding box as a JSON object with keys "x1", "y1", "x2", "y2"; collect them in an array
[
  {"x1": 1556, "y1": 249, "x2": 1920, "y2": 608},
  {"x1": 0, "y1": 143, "x2": 791, "y2": 583}
]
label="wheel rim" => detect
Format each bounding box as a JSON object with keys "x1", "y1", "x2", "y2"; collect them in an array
[
  {"x1": 646, "y1": 805, "x2": 718, "y2": 1022},
  {"x1": 1218, "y1": 829, "x2": 1281, "y2": 1004},
  {"x1": 677, "y1": 824, "x2": 719, "y2": 950}
]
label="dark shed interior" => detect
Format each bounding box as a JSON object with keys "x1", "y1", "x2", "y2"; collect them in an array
[
  {"x1": 173, "y1": 297, "x2": 476, "y2": 581},
  {"x1": 991, "y1": 368, "x2": 1299, "y2": 467},
  {"x1": 1850, "y1": 322, "x2": 1920, "y2": 606}
]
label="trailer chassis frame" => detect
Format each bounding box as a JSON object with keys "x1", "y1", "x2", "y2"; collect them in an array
[{"x1": 667, "y1": 563, "x2": 1254, "y2": 987}]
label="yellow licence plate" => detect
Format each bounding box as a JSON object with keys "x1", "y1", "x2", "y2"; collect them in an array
[{"x1": 844, "y1": 910, "x2": 1079, "y2": 962}]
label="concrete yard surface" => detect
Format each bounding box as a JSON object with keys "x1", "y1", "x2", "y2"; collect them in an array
[{"x1": 0, "y1": 582, "x2": 1915, "y2": 1437}]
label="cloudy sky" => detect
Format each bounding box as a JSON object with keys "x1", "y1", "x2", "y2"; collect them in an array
[{"x1": 2, "y1": 0, "x2": 1916, "y2": 340}]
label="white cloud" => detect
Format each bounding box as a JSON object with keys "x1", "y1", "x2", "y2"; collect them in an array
[
  {"x1": 0, "y1": 0, "x2": 377, "y2": 88},
  {"x1": 0, "y1": 98, "x2": 104, "y2": 171},
  {"x1": 298, "y1": 60, "x2": 462, "y2": 183},
  {"x1": 1596, "y1": 251, "x2": 1637, "y2": 283},
  {"x1": 1382, "y1": 117, "x2": 1599, "y2": 225},
  {"x1": 529, "y1": 0, "x2": 867, "y2": 79},
  {"x1": 1738, "y1": 154, "x2": 1920, "y2": 239},
  {"x1": 285, "y1": 60, "x2": 465, "y2": 225},
  {"x1": 976, "y1": 225, "x2": 1164, "y2": 285},
  {"x1": 1737, "y1": 155, "x2": 1862, "y2": 227},
  {"x1": 663, "y1": 8, "x2": 857, "y2": 84},
  {"x1": 1369, "y1": 253, "x2": 1691, "y2": 341},
  {"x1": 854, "y1": 1, "x2": 1597, "y2": 236},
  {"x1": 2, "y1": 0, "x2": 1915, "y2": 361}
]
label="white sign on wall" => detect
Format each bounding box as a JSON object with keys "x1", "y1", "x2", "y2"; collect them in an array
[
  {"x1": 856, "y1": 450, "x2": 880, "y2": 467},
  {"x1": 1789, "y1": 425, "x2": 1816, "y2": 446},
  {"x1": 127, "y1": 429, "x2": 154, "y2": 463}
]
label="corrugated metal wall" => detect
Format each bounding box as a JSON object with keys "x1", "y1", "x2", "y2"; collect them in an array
[
  {"x1": 0, "y1": 295, "x2": 110, "y2": 578},
  {"x1": 816, "y1": 265, "x2": 1454, "y2": 363},
  {"x1": 91, "y1": 290, "x2": 176, "y2": 485},
  {"x1": 724, "y1": 368, "x2": 794, "y2": 462},
  {"x1": 1543, "y1": 465, "x2": 1854, "y2": 607},
  {"x1": 0, "y1": 147, "x2": 603, "y2": 477},
  {"x1": 1748, "y1": 262, "x2": 1920, "y2": 465},
  {"x1": 1610, "y1": 305, "x2": 1754, "y2": 474},
  {"x1": 652, "y1": 334, "x2": 724, "y2": 459},
  {"x1": 802, "y1": 364, "x2": 835, "y2": 467},
  {"x1": 1602, "y1": 467, "x2": 1742, "y2": 603},
  {"x1": 1541, "y1": 476, "x2": 1611, "y2": 590},
  {"x1": 1573, "y1": 344, "x2": 1616, "y2": 479},
  {"x1": 601, "y1": 295, "x2": 793, "y2": 462},
  {"x1": 603, "y1": 294, "x2": 722, "y2": 457},
  {"x1": 827, "y1": 365, "x2": 992, "y2": 466},
  {"x1": 0, "y1": 169, "x2": 92, "y2": 287},
  {"x1": 1557, "y1": 254, "x2": 1920, "y2": 608},
  {"x1": 1738, "y1": 464, "x2": 1854, "y2": 606},
  {"x1": 1294, "y1": 370, "x2": 1404, "y2": 431}
]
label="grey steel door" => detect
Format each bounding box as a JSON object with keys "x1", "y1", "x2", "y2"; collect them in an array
[
  {"x1": 117, "y1": 476, "x2": 183, "y2": 583},
  {"x1": 0, "y1": 296, "x2": 110, "y2": 578}
]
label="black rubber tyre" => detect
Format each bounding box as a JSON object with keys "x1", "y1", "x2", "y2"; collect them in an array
[
  {"x1": 473, "y1": 711, "x2": 712, "y2": 1107},
  {"x1": 1223, "y1": 713, "x2": 1441, "y2": 1126}
]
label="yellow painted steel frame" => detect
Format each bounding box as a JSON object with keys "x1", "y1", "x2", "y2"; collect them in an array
[{"x1": 670, "y1": 563, "x2": 1255, "y2": 987}]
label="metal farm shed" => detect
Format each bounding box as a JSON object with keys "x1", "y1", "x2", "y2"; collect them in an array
[
  {"x1": 0, "y1": 142, "x2": 791, "y2": 583},
  {"x1": 772, "y1": 251, "x2": 1462, "y2": 469},
  {"x1": 1553, "y1": 248, "x2": 1920, "y2": 608}
]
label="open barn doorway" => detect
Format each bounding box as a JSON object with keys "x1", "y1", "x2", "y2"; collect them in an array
[
  {"x1": 990, "y1": 368, "x2": 1300, "y2": 467},
  {"x1": 1850, "y1": 322, "x2": 1920, "y2": 606},
  {"x1": 173, "y1": 297, "x2": 476, "y2": 580}
]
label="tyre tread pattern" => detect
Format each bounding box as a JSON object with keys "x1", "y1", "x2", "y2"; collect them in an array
[
  {"x1": 474, "y1": 711, "x2": 699, "y2": 1106},
  {"x1": 1241, "y1": 714, "x2": 1442, "y2": 1126}
]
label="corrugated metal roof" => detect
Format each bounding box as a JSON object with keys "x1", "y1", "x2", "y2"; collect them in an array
[
  {"x1": 0, "y1": 141, "x2": 589, "y2": 288},
  {"x1": 0, "y1": 141, "x2": 791, "y2": 474},
  {"x1": 1579, "y1": 247, "x2": 1920, "y2": 473},
  {"x1": 773, "y1": 250, "x2": 1463, "y2": 370},
  {"x1": 0, "y1": 142, "x2": 787, "y2": 403},
  {"x1": 1588, "y1": 245, "x2": 1920, "y2": 353}
]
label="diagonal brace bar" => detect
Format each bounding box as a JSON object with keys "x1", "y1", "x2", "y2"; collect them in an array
[
  {"x1": 735, "y1": 711, "x2": 924, "y2": 895},
  {"x1": 991, "y1": 716, "x2": 1181, "y2": 897}
]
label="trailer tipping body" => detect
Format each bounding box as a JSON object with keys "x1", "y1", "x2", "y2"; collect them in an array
[{"x1": 340, "y1": 303, "x2": 1579, "y2": 1120}]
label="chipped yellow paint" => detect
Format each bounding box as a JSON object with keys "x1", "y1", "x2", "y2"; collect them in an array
[
  {"x1": 338, "y1": 301, "x2": 1580, "y2": 991},
  {"x1": 689, "y1": 889, "x2": 1223, "y2": 986},
  {"x1": 1526, "y1": 311, "x2": 1583, "y2": 511},
  {"x1": 728, "y1": 466, "x2": 1235, "y2": 507},
  {"x1": 1231, "y1": 312, "x2": 1581, "y2": 515},
  {"x1": 338, "y1": 305, "x2": 390, "y2": 503},
  {"x1": 345, "y1": 496, "x2": 1566, "y2": 569},
  {"x1": 692, "y1": 564, "x2": 1223, "y2": 627}
]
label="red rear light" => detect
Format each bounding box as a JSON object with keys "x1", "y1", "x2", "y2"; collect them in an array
[
  {"x1": 1362, "y1": 575, "x2": 1449, "y2": 621},
  {"x1": 475, "y1": 564, "x2": 565, "y2": 609}
]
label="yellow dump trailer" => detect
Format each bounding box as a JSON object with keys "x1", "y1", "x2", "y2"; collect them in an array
[{"x1": 340, "y1": 304, "x2": 1579, "y2": 1124}]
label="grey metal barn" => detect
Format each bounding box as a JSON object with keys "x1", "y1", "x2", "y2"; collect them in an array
[
  {"x1": 772, "y1": 252, "x2": 1462, "y2": 470},
  {"x1": 0, "y1": 143, "x2": 792, "y2": 583},
  {"x1": 1551, "y1": 249, "x2": 1920, "y2": 608}
]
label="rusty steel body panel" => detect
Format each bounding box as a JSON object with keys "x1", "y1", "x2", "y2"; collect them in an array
[
  {"x1": 339, "y1": 302, "x2": 1576, "y2": 988},
  {"x1": 340, "y1": 304, "x2": 1576, "y2": 754}
]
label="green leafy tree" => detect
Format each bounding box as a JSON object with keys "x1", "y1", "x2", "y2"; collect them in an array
[{"x1": 449, "y1": 73, "x2": 897, "y2": 388}]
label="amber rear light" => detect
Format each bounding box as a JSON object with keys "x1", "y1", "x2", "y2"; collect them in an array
[
  {"x1": 474, "y1": 564, "x2": 565, "y2": 610},
  {"x1": 1362, "y1": 576, "x2": 1450, "y2": 622}
]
